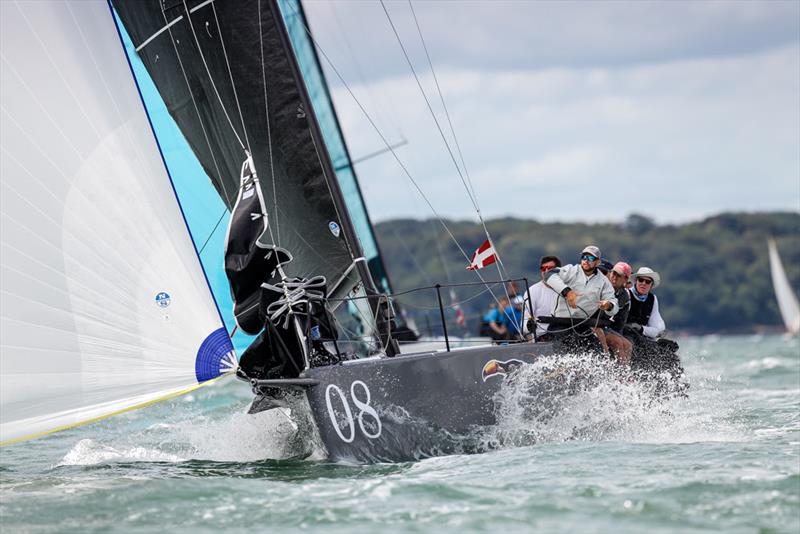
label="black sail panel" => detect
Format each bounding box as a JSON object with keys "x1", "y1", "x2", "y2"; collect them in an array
[{"x1": 112, "y1": 0, "x2": 358, "y2": 299}]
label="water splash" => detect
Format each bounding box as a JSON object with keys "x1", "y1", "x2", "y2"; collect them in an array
[
  {"x1": 58, "y1": 438, "x2": 186, "y2": 466},
  {"x1": 480, "y1": 351, "x2": 741, "y2": 449},
  {"x1": 58, "y1": 391, "x2": 325, "y2": 466}
]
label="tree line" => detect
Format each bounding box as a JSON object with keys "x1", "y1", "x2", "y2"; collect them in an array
[{"x1": 374, "y1": 212, "x2": 800, "y2": 334}]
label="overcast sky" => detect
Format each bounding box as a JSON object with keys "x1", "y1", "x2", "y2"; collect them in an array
[{"x1": 301, "y1": 0, "x2": 799, "y2": 224}]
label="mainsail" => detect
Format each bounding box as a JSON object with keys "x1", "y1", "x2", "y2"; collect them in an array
[
  {"x1": 111, "y1": 0, "x2": 361, "y2": 303},
  {"x1": 767, "y1": 239, "x2": 800, "y2": 334},
  {"x1": 0, "y1": 1, "x2": 235, "y2": 445}
]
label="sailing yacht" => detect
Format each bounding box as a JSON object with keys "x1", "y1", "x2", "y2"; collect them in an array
[
  {"x1": 1, "y1": 0, "x2": 683, "y2": 462},
  {"x1": 767, "y1": 239, "x2": 800, "y2": 335}
]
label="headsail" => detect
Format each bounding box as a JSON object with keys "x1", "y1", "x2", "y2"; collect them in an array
[
  {"x1": 0, "y1": 1, "x2": 234, "y2": 445},
  {"x1": 767, "y1": 239, "x2": 800, "y2": 334},
  {"x1": 111, "y1": 0, "x2": 360, "y2": 302}
]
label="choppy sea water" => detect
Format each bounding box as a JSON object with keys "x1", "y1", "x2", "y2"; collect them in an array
[{"x1": 1, "y1": 335, "x2": 798, "y2": 533}]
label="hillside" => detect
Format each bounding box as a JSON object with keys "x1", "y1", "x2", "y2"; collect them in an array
[{"x1": 374, "y1": 212, "x2": 800, "y2": 334}]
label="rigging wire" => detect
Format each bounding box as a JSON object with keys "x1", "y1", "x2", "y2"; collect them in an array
[
  {"x1": 208, "y1": 1, "x2": 253, "y2": 155},
  {"x1": 197, "y1": 208, "x2": 228, "y2": 255},
  {"x1": 406, "y1": 0, "x2": 515, "y2": 287},
  {"x1": 156, "y1": 3, "x2": 230, "y2": 202},
  {"x1": 377, "y1": 0, "x2": 519, "y2": 332},
  {"x1": 406, "y1": 0, "x2": 477, "y2": 207},
  {"x1": 179, "y1": 0, "x2": 249, "y2": 154},
  {"x1": 281, "y1": 1, "x2": 519, "y2": 331},
  {"x1": 257, "y1": 0, "x2": 281, "y2": 246}
]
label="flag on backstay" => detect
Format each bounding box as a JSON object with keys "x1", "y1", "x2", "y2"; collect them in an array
[{"x1": 466, "y1": 239, "x2": 498, "y2": 271}]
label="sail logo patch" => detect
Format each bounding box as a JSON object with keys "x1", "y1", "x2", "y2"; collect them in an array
[
  {"x1": 328, "y1": 221, "x2": 341, "y2": 237},
  {"x1": 155, "y1": 292, "x2": 171, "y2": 308}
]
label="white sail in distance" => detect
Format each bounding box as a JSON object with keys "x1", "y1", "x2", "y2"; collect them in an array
[
  {"x1": 767, "y1": 239, "x2": 800, "y2": 334},
  {"x1": 0, "y1": 1, "x2": 235, "y2": 445}
]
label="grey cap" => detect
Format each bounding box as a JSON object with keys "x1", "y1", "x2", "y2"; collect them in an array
[{"x1": 581, "y1": 245, "x2": 601, "y2": 258}]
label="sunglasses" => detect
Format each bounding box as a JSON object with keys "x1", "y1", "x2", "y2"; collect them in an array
[
  {"x1": 637, "y1": 277, "x2": 654, "y2": 285},
  {"x1": 540, "y1": 264, "x2": 557, "y2": 272},
  {"x1": 580, "y1": 254, "x2": 598, "y2": 262}
]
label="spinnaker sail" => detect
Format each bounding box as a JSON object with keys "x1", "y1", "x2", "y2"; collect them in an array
[
  {"x1": 767, "y1": 239, "x2": 800, "y2": 334},
  {"x1": 0, "y1": 0, "x2": 235, "y2": 445}
]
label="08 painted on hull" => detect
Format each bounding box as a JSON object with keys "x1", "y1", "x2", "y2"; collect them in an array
[{"x1": 303, "y1": 343, "x2": 557, "y2": 463}]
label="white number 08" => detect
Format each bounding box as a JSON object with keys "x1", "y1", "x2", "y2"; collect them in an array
[{"x1": 324, "y1": 380, "x2": 382, "y2": 443}]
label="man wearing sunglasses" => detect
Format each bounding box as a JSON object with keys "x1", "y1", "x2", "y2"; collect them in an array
[
  {"x1": 522, "y1": 255, "x2": 561, "y2": 340},
  {"x1": 627, "y1": 267, "x2": 666, "y2": 338},
  {"x1": 543, "y1": 245, "x2": 618, "y2": 323}
]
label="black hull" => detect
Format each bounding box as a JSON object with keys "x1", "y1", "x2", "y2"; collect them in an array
[{"x1": 301, "y1": 343, "x2": 556, "y2": 463}]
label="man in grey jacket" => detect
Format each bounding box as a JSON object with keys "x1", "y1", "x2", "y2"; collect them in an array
[{"x1": 544, "y1": 245, "x2": 619, "y2": 321}]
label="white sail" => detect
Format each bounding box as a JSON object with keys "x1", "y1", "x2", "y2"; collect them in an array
[
  {"x1": 767, "y1": 239, "x2": 800, "y2": 334},
  {"x1": 0, "y1": 1, "x2": 235, "y2": 445}
]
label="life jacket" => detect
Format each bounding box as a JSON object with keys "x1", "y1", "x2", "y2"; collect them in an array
[{"x1": 628, "y1": 290, "x2": 655, "y2": 325}]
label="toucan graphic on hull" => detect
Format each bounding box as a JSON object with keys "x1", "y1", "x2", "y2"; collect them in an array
[{"x1": 481, "y1": 359, "x2": 525, "y2": 381}]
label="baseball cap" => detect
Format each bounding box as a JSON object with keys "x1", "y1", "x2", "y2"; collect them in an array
[
  {"x1": 581, "y1": 245, "x2": 601, "y2": 258},
  {"x1": 612, "y1": 261, "x2": 632, "y2": 278}
]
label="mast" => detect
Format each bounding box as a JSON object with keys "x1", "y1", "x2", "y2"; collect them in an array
[
  {"x1": 280, "y1": 0, "x2": 417, "y2": 342},
  {"x1": 269, "y1": 0, "x2": 399, "y2": 355},
  {"x1": 283, "y1": 0, "x2": 394, "y2": 293}
]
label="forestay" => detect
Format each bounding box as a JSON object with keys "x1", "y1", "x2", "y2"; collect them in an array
[{"x1": 0, "y1": 0, "x2": 234, "y2": 445}]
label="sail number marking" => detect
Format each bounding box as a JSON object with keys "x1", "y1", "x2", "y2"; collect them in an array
[{"x1": 324, "y1": 381, "x2": 382, "y2": 443}]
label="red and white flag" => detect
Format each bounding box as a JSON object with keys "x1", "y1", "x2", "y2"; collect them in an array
[{"x1": 466, "y1": 239, "x2": 498, "y2": 271}]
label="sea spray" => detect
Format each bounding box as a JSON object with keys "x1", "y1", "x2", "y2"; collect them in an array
[
  {"x1": 58, "y1": 386, "x2": 326, "y2": 466},
  {"x1": 481, "y1": 351, "x2": 735, "y2": 449}
]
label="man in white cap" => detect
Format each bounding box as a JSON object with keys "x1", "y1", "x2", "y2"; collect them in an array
[
  {"x1": 627, "y1": 267, "x2": 666, "y2": 338},
  {"x1": 543, "y1": 245, "x2": 618, "y2": 322}
]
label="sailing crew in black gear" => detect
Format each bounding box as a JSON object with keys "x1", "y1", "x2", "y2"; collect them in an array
[{"x1": 626, "y1": 267, "x2": 666, "y2": 338}]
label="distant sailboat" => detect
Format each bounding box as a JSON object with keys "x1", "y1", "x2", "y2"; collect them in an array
[{"x1": 767, "y1": 239, "x2": 800, "y2": 335}]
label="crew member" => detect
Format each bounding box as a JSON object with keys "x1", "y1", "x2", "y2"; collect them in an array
[
  {"x1": 627, "y1": 267, "x2": 666, "y2": 338},
  {"x1": 597, "y1": 261, "x2": 634, "y2": 364},
  {"x1": 487, "y1": 296, "x2": 510, "y2": 341},
  {"x1": 544, "y1": 245, "x2": 619, "y2": 321},
  {"x1": 522, "y1": 255, "x2": 561, "y2": 340}
]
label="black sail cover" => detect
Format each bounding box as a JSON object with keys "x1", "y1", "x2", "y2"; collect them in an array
[{"x1": 112, "y1": 0, "x2": 360, "y2": 314}]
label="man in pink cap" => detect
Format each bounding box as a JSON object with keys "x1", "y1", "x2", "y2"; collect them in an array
[{"x1": 599, "y1": 261, "x2": 633, "y2": 364}]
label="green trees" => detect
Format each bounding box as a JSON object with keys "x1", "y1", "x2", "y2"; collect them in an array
[{"x1": 376, "y1": 212, "x2": 800, "y2": 333}]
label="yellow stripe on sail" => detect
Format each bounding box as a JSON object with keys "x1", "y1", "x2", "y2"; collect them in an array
[{"x1": 0, "y1": 373, "x2": 233, "y2": 447}]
